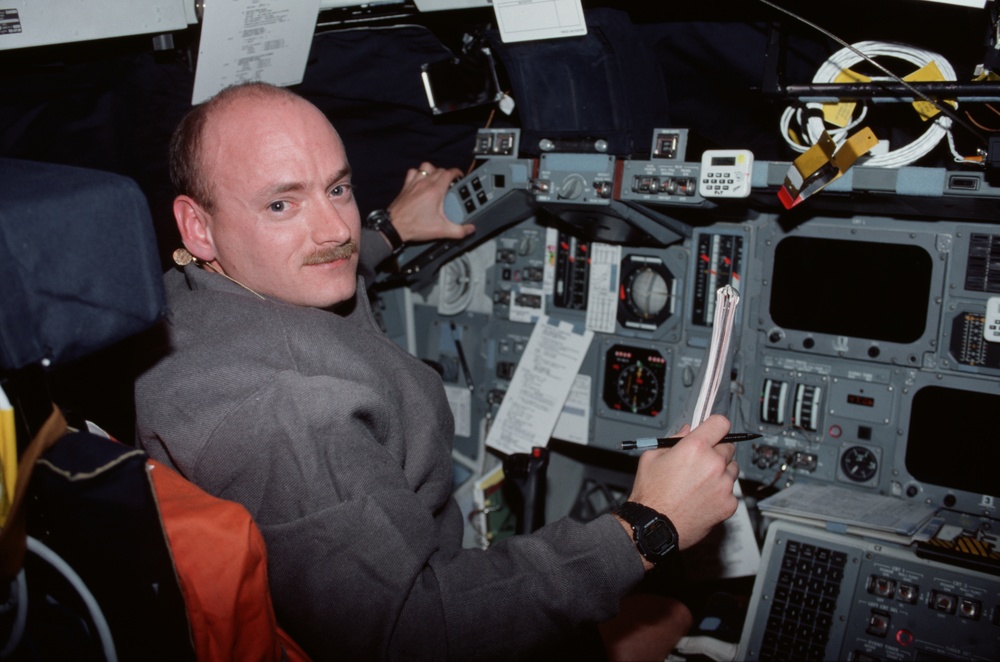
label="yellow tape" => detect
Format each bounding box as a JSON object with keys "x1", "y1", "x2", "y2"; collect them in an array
[
  {"x1": 780, "y1": 127, "x2": 879, "y2": 210},
  {"x1": 0, "y1": 389, "x2": 16, "y2": 527},
  {"x1": 784, "y1": 132, "x2": 837, "y2": 197},
  {"x1": 822, "y1": 69, "x2": 871, "y2": 128},
  {"x1": 903, "y1": 61, "x2": 956, "y2": 121},
  {"x1": 831, "y1": 126, "x2": 879, "y2": 172}
]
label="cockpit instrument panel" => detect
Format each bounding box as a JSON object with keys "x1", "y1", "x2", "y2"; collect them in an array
[{"x1": 376, "y1": 130, "x2": 1000, "y2": 531}]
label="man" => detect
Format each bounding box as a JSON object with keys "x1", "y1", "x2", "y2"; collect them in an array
[{"x1": 135, "y1": 82, "x2": 739, "y2": 660}]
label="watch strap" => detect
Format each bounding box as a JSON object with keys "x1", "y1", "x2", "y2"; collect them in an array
[
  {"x1": 365, "y1": 209, "x2": 405, "y2": 255},
  {"x1": 614, "y1": 500, "x2": 679, "y2": 565}
]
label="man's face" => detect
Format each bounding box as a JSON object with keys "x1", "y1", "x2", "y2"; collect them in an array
[{"x1": 196, "y1": 95, "x2": 361, "y2": 308}]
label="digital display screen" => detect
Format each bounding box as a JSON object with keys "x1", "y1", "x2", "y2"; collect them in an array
[
  {"x1": 906, "y1": 386, "x2": 1000, "y2": 497},
  {"x1": 770, "y1": 237, "x2": 933, "y2": 343},
  {"x1": 847, "y1": 393, "x2": 875, "y2": 407},
  {"x1": 712, "y1": 156, "x2": 737, "y2": 167}
]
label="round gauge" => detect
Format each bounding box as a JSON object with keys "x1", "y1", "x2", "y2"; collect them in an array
[
  {"x1": 617, "y1": 256, "x2": 674, "y2": 329},
  {"x1": 625, "y1": 268, "x2": 670, "y2": 319},
  {"x1": 840, "y1": 445, "x2": 878, "y2": 482},
  {"x1": 616, "y1": 362, "x2": 661, "y2": 414},
  {"x1": 603, "y1": 345, "x2": 668, "y2": 417}
]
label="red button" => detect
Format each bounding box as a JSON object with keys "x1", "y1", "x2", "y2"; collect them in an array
[{"x1": 896, "y1": 629, "x2": 914, "y2": 646}]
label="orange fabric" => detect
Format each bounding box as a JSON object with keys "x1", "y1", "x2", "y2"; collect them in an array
[{"x1": 148, "y1": 459, "x2": 311, "y2": 662}]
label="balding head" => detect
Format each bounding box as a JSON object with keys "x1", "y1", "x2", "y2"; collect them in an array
[{"x1": 169, "y1": 82, "x2": 305, "y2": 213}]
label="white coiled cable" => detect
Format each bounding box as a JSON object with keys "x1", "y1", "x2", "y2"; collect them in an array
[{"x1": 781, "y1": 40, "x2": 963, "y2": 167}]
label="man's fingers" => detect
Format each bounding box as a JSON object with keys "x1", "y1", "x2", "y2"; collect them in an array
[
  {"x1": 717, "y1": 441, "x2": 737, "y2": 463},
  {"x1": 686, "y1": 414, "x2": 731, "y2": 446}
]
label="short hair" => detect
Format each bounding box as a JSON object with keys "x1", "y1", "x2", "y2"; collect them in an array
[{"x1": 168, "y1": 82, "x2": 303, "y2": 212}]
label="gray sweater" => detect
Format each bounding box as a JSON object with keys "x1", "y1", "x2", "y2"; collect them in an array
[{"x1": 135, "y1": 262, "x2": 643, "y2": 661}]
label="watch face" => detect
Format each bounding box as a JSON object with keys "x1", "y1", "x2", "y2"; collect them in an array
[
  {"x1": 642, "y1": 519, "x2": 677, "y2": 556},
  {"x1": 365, "y1": 211, "x2": 388, "y2": 231}
]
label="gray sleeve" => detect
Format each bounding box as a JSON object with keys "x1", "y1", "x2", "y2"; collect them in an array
[
  {"x1": 358, "y1": 227, "x2": 393, "y2": 288},
  {"x1": 189, "y1": 371, "x2": 644, "y2": 661}
]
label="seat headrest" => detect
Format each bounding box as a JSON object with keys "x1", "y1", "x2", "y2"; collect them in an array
[{"x1": 0, "y1": 158, "x2": 166, "y2": 372}]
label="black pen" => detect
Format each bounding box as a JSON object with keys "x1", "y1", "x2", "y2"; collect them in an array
[
  {"x1": 620, "y1": 432, "x2": 762, "y2": 451},
  {"x1": 450, "y1": 322, "x2": 475, "y2": 392}
]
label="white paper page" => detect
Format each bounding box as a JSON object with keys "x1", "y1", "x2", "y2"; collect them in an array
[
  {"x1": 585, "y1": 242, "x2": 621, "y2": 334},
  {"x1": 682, "y1": 481, "x2": 762, "y2": 580},
  {"x1": 690, "y1": 284, "x2": 739, "y2": 426},
  {"x1": 192, "y1": 0, "x2": 321, "y2": 104},
  {"x1": 709, "y1": 497, "x2": 761, "y2": 577},
  {"x1": 443, "y1": 384, "x2": 472, "y2": 439},
  {"x1": 486, "y1": 315, "x2": 593, "y2": 455},
  {"x1": 492, "y1": 0, "x2": 587, "y2": 44},
  {"x1": 758, "y1": 483, "x2": 937, "y2": 534},
  {"x1": 683, "y1": 284, "x2": 761, "y2": 578},
  {"x1": 915, "y1": 0, "x2": 985, "y2": 7},
  {"x1": 552, "y1": 374, "x2": 592, "y2": 445}
]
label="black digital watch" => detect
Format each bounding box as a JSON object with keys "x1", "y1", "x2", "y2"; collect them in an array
[{"x1": 614, "y1": 501, "x2": 679, "y2": 565}]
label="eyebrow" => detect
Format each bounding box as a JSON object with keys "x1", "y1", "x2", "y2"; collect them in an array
[
  {"x1": 326, "y1": 166, "x2": 353, "y2": 189},
  {"x1": 255, "y1": 165, "x2": 353, "y2": 200}
]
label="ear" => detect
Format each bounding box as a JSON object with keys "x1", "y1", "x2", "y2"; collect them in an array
[{"x1": 173, "y1": 195, "x2": 216, "y2": 262}]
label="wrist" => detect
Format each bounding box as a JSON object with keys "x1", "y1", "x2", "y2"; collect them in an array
[
  {"x1": 615, "y1": 513, "x2": 655, "y2": 572},
  {"x1": 364, "y1": 209, "x2": 405, "y2": 255},
  {"x1": 614, "y1": 501, "x2": 679, "y2": 570}
]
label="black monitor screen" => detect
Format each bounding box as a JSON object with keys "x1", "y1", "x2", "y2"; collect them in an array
[
  {"x1": 906, "y1": 386, "x2": 1000, "y2": 498},
  {"x1": 770, "y1": 237, "x2": 933, "y2": 343}
]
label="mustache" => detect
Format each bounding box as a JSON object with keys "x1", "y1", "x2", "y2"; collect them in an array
[{"x1": 302, "y1": 241, "x2": 359, "y2": 265}]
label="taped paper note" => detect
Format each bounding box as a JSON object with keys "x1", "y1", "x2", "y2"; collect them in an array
[{"x1": 485, "y1": 315, "x2": 593, "y2": 455}]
